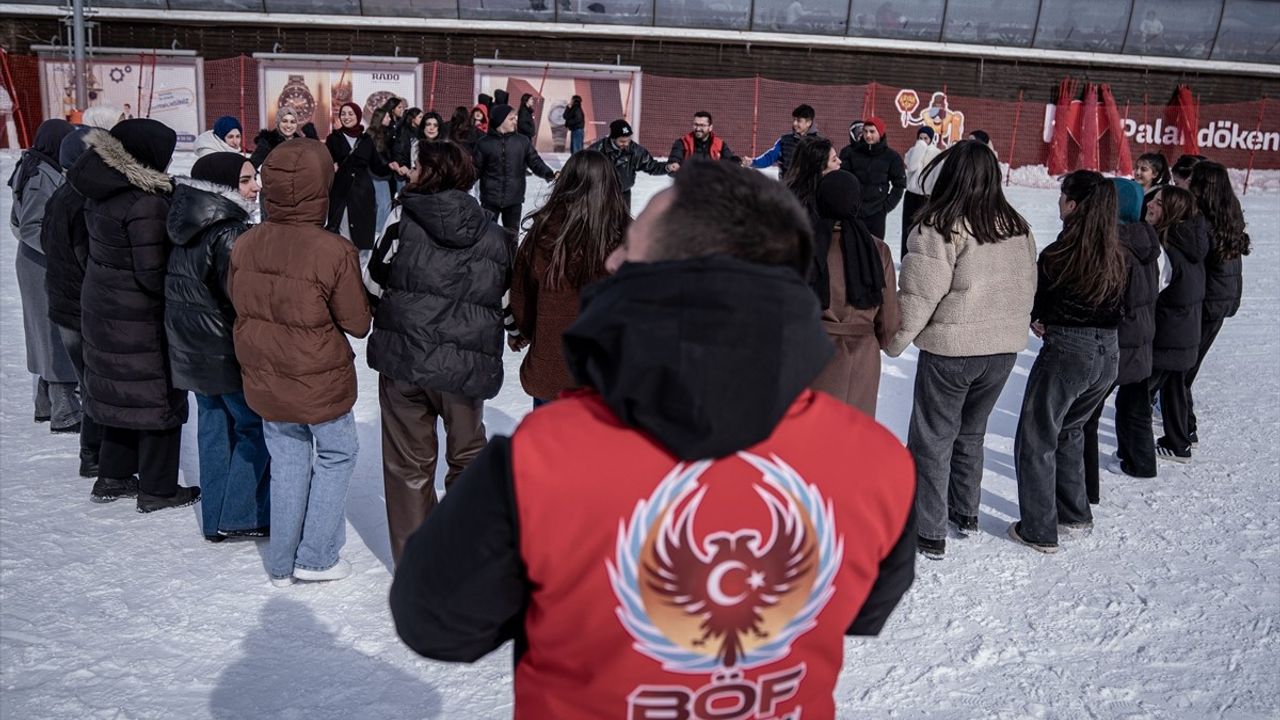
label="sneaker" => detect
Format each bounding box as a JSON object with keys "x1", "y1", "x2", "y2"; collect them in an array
[
  {"x1": 1007, "y1": 522, "x2": 1059, "y2": 554},
  {"x1": 948, "y1": 512, "x2": 979, "y2": 533},
  {"x1": 78, "y1": 454, "x2": 100, "y2": 479},
  {"x1": 1188, "y1": 430, "x2": 1199, "y2": 448},
  {"x1": 270, "y1": 576, "x2": 294, "y2": 588},
  {"x1": 221, "y1": 526, "x2": 270, "y2": 539},
  {"x1": 1059, "y1": 520, "x2": 1094, "y2": 532},
  {"x1": 136, "y1": 486, "x2": 201, "y2": 513},
  {"x1": 90, "y1": 475, "x2": 139, "y2": 503},
  {"x1": 917, "y1": 536, "x2": 945, "y2": 559},
  {"x1": 1155, "y1": 442, "x2": 1192, "y2": 464},
  {"x1": 204, "y1": 534, "x2": 227, "y2": 544},
  {"x1": 294, "y1": 558, "x2": 352, "y2": 582}
]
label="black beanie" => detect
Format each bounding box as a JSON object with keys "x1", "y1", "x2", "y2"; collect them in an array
[
  {"x1": 609, "y1": 119, "x2": 633, "y2": 139},
  {"x1": 192, "y1": 152, "x2": 248, "y2": 189},
  {"x1": 110, "y1": 118, "x2": 177, "y2": 172},
  {"x1": 489, "y1": 104, "x2": 514, "y2": 129}
]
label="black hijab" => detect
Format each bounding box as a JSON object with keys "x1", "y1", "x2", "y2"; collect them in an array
[
  {"x1": 12, "y1": 119, "x2": 75, "y2": 203},
  {"x1": 192, "y1": 152, "x2": 248, "y2": 189},
  {"x1": 813, "y1": 170, "x2": 885, "y2": 310},
  {"x1": 110, "y1": 118, "x2": 177, "y2": 172}
]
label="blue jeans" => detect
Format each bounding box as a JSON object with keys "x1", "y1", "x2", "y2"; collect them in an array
[
  {"x1": 570, "y1": 128, "x2": 584, "y2": 154},
  {"x1": 263, "y1": 413, "x2": 358, "y2": 579},
  {"x1": 374, "y1": 177, "x2": 392, "y2": 233},
  {"x1": 196, "y1": 392, "x2": 270, "y2": 536},
  {"x1": 1014, "y1": 326, "x2": 1118, "y2": 544}
]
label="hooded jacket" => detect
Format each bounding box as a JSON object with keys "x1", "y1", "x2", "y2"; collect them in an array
[
  {"x1": 193, "y1": 130, "x2": 239, "y2": 159},
  {"x1": 66, "y1": 126, "x2": 189, "y2": 430},
  {"x1": 164, "y1": 178, "x2": 255, "y2": 396},
  {"x1": 587, "y1": 136, "x2": 668, "y2": 194},
  {"x1": 1153, "y1": 217, "x2": 1210, "y2": 372},
  {"x1": 229, "y1": 139, "x2": 372, "y2": 424},
  {"x1": 473, "y1": 131, "x2": 555, "y2": 208},
  {"x1": 390, "y1": 255, "x2": 917, "y2": 719},
  {"x1": 1203, "y1": 241, "x2": 1244, "y2": 322},
  {"x1": 1111, "y1": 180, "x2": 1162, "y2": 386},
  {"x1": 366, "y1": 190, "x2": 514, "y2": 400},
  {"x1": 839, "y1": 138, "x2": 907, "y2": 219},
  {"x1": 42, "y1": 130, "x2": 94, "y2": 331},
  {"x1": 517, "y1": 96, "x2": 537, "y2": 139}
]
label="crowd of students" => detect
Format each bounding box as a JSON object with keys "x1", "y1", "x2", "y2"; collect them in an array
[{"x1": 7, "y1": 95, "x2": 1252, "y2": 716}]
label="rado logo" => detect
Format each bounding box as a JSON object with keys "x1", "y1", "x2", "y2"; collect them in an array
[{"x1": 372, "y1": 72, "x2": 400, "y2": 81}]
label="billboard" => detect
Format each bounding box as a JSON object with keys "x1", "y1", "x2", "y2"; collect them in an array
[
  {"x1": 474, "y1": 60, "x2": 642, "y2": 153},
  {"x1": 257, "y1": 56, "x2": 421, "y2": 140},
  {"x1": 38, "y1": 51, "x2": 204, "y2": 149}
]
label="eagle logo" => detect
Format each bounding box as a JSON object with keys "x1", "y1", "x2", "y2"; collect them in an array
[{"x1": 607, "y1": 453, "x2": 843, "y2": 673}]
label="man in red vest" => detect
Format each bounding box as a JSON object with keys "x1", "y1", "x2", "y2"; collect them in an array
[
  {"x1": 668, "y1": 110, "x2": 742, "y2": 172},
  {"x1": 390, "y1": 160, "x2": 917, "y2": 720}
]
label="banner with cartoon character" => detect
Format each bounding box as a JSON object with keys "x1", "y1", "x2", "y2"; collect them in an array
[{"x1": 895, "y1": 89, "x2": 965, "y2": 147}]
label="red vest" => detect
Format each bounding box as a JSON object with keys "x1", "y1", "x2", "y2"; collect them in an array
[
  {"x1": 681, "y1": 132, "x2": 725, "y2": 161},
  {"x1": 511, "y1": 390, "x2": 914, "y2": 719}
]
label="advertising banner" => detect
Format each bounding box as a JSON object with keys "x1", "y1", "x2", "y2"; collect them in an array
[
  {"x1": 38, "y1": 52, "x2": 204, "y2": 149},
  {"x1": 258, "y1": 57, "x2": 421, "y2": 139},
  {"x1": 474, "y1": 61, "x2": 642, "y2": 153}
]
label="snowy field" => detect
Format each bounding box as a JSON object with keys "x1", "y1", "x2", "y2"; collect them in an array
[{"x1": 2, "y1": 151, "x2": 1277, "y2": 719}]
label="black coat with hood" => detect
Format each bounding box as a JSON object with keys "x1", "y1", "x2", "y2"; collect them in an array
[
  {"x1": 366, "y1": 189, "x2": 514, "y2": 400},
  {"x1": 1153, "y1": 216, "x2": 1210, "y2": 373},
  {"x1": 164, "y1": 178, "x2": 255, "y2": 396},
  {"x1": 388, "y1": 254, "x2": 918, "y2": 663},
  {"x1": 473, "y1": 132, "x2": 555, "y2": 208},
  {"x1": 42, "y1": 127, "x2": 93, "y2": 332},
  {"x1": 839, "y1": 138, "x2": 907, "y2": 221},
  {"x1": 66, "y1": 124, "x2": 188, "y2": 430},
  {"x1": 517, "y1": 96, "x2": 537, "y2": 140},
  {"x1": 1115, "y1": 221, "x2": 1162, "y2": 386},
  {"x1": 1203, "y1": 244, "x2": 1244, "y2": 323},
  {"x1": 563, "y1": 101, "x2": 584, "y2": 131},
  {"x1": 587, "y1": 137, "x2": 668, "y2": 193}
]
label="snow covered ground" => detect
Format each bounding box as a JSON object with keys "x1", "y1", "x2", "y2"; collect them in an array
[{"x1": 2, "y1": 151, "x2": 1277, "y2": 719}]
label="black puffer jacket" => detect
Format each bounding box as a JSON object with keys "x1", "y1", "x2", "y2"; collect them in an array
[
  {"x1": 840, "y1": 139, "x2": 906, "y2": 219},
  {"x1": 588, "y1": 137, "x2": 668, "y2": 193},
  {"x1": 249, "y1": 128, "x2": 301, "y2": 168},
  {"x1": 165, "y1": 178, "x2": 254, "y2": 396},
  {"x1": 66, "y1": 129, "x2": 188, "y2": 430},
  {"x1": 473, "y1": 132, "x2": 555, "y2": 208},
  {"x1": 366, "y1": 190, "x2": 514, "y2": 400},
  {"x1": 517, "y1": 104, "x2": 536, "y2": 140},
  {"x1": 563, "y1": 102, "x2": 584, "y2": 131},
  {"x1": 41, "y1": 181, "x2": 91, "y2": 332},
  {"x1": 1203, "y1": 242, "x2": 1244, "y2": 322},
  {"x1": 1153, "y1": 217, "x2": 1210, "y2": 373},
  {"x1": 1115, "y1": 221, "x2": 1162, "y2": 385}
]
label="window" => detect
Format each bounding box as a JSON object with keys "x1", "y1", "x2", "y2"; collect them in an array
[
  {"x1": 169, "y1": 0, "x2": 264, "y2": 9},
  {"x1": 656, "y1": 0, "x2": 751, "y2": 30},
  {"x1": 459, "y1": 0, "x2": 554, "y2": 21},
  {"x1": 1035, "y1": 0, "x2": 1131, "y2": 52},
  {"x1": 361, "y1": 0, "x2": 458, "y2": 17},
  {"x1": 849, "y1": 0, "x2": 944, "y2": 41},
  {"x1": 262, "y1": 0, "x2": 359, "y2": 12},
  {"x1": 1124, "y1": 0, "x2": 1222, "y2": 59},
  {"x1": 942, "y1": 0, "x2": 1039, "y2": 46},
  {"x1": 1212, "y1": 0, "x2": 1280, "y2": 63},
  {"x1": 752, "y1": 0, "x2": 848, "y2": 35},
  {"x1": 557, "y1": 0, "x2": 655, "y2": 25}
]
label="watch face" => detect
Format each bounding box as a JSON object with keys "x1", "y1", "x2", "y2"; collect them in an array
[
  {"x1": 548, "y1": 103, "x2": 566, "y2": 126},
  {"x1": 364, "y1": 91, "x2": 398, "y2": 121},
  {"x1": 278, "y1": 75, "x2": 316, "y2": 125}
]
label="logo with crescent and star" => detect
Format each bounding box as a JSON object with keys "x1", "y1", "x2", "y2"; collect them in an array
[{"x1": 607, "y1": 453, "x2": 844, "y2": 673}]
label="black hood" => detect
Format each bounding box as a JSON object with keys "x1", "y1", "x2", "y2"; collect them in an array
[
  {"x1": 564, "y1": 254, "x2": 834, "y2": 461},
  {"x1": 167, "y1": 178, "x2": 254, "y2": 246},
  {"x1": 1119, "y1": 221, "x2": 1161, "y2": 266},
  {"x1": 67, "y1": 128, "x2": 172, "y2": 202},
  {"x1": 1166, "y1": 216, "x2": 1210, "y2": 265},
  {"x1": 400, "y1": 190, "x2": 491, "y2": 249}
]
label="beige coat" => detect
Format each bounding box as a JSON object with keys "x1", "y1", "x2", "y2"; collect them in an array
[
  {"x1": 887, "y1": 222, "x2": 1037, "y2": 358},
  {"x1": 811, "y1": 228, "x2": 900, "y2": 417}
]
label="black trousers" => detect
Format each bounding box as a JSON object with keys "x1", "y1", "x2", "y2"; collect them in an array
[
  {"x1": 864, "y1": 210, "x2": 887, "y2": 242},
  {"x1": 55, "y1": 325, "x2": 102, "y2": 461},
  {"x1": 1149, "y1": 369, "x2": 1193, "y2": 454},
  {"x1": 900, "y1": 191, "x2": 926, "y2": 258},
  {"x1": 482, "y1": 203, "x2": 522, "y2": 233},
  {"x1": 99, "y1": 425, "x2": 182, "y2": 496},
  {"x1": 1185, "y1": 315, "x2": 1225, "y2": 438},
  {"x1": 1087, "y1": 380, "x2": 1157, "y2": 484}
]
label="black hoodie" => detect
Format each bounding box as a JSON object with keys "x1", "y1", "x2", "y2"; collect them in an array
[
  {"x1": 1116, "y1": 221, "x2": 1162, "y2": 385},
  {"x1": 164, "y1": 178, "x2": 255, "y2": 396},
  {"x1": 389, "y1": 256, "x2": 917, "y2": 665},
  {"x1": 1153, "y1": 216, "x2": 1210, "y2": 372}
]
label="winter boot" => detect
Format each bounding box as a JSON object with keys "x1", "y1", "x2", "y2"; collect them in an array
[
  {"x1": 78, "y1": 449, "x2": 100, "y2": 479},
  {"x1": 917, "y1": 536, "x2": 945, "y2": 559},
  {"x1": 1007, "y1": 522, "x2": 1058, "y2": 554},
  {"x1": 91, "y1": 476, "x2": 139, "y2": 503},
  {"x1": 136, "y1": 486, "x2": 201, "y2": 514},
  {"x1": 948, "y1": 511, "x2": 979, "y2": 533}
]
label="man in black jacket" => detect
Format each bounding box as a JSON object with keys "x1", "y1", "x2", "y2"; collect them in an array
[
  {"x1": 389, "y1": 160, "x2": 916, "y2": 718},
  {"x1": 588, "y1": 119, "x2": 673, "y2": 210},
  {"x1": 667, "y1": 110, "x2": 741, "y2": 171},
  {"x1": 839, "y1": 116, "x2": 906, "y2": 241},
  {"x1": 472, "y1": 104, "x2": 557, "y2": 231}
]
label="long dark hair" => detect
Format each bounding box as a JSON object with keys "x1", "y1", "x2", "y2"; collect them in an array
[
  {"x1": 1189, "y1": 160, "x2": 1250, "y2": 261},
  {"x1": 368, "y1": 107, "x2": 391, "y2": 153},
  {"x1": 517, "y1": 150, "x2": 629, "y2": 290},
  {"x1": 782, "y1": 135, "x2": 833, "y2": 210},
  {"x1": 917, "y1": 140, "x2": 1031, "y2": 244},
  {"x1": 1171, "y1": 154, "x2": 1206, "y2": 184},
  {"x1": 1152, "y1": 185, "x2": 1198, "y2": 241},
  {"x1": 399, "y1": 107, "x2": 424, "y2": 139},
  {"x1": 447, "y1": 106, "x2": 471, "y2": 143},
  {"x1": 408, "y1": 141, "x2": 476, "y2": 194},
  {"x1": 1043, "y1": 170, "x2": 1126, "y2": 307},
  {"x1": 1136, "y1": 152, "x2": 1171, "y2": 186}
]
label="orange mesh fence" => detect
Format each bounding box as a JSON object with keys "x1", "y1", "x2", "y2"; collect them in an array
[
  {"x1": 205, "y1": 56, "x2": 261, "y2": 148},
  {"x1": 1, "y1": 52, "x2": 41, "y2": 149}
]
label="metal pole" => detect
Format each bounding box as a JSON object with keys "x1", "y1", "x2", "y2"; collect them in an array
[{"x1": 72, "y1": 0, "x2": 87, "y2": 109}]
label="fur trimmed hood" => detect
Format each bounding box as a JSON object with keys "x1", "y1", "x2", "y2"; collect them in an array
[
  {"x1": 69, "y1": 128, "x2": 173, "y2": 200},
  {"x1": 168, "y1": 177, "x2": 255, "y2": 246}
]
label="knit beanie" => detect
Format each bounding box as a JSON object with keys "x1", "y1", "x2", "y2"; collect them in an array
[
  {"x1": 489, "y1": 104, "x2": 514, "y2": 129},
  {"x1": 213, "y1": 116, "x2": 242, "y2": 140},
  {"x1": 917, "y1": 126, "x2": 936, "y2": 142},
  {"x1": 865, "y1": 116, "x2": 886, "y2": 136},
  {"x1": 610, "y1": 119, "x2": 633, "y2": 139},
  {"x1": 192, "y1": 152, "x2": 248, "y2": 189},
  {"x1": 110, "y1": 118, "x2": 177, "y2": 172}
]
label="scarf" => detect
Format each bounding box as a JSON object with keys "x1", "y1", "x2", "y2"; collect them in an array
[
  {"x1": 339, "y1": 103, "x2": 366, "y2": 138},
  {"x1": 812, "y1": 170, "x2": 885, "y2": 310}
]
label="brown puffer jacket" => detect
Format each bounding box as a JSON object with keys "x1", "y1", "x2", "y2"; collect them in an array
[{"x1": 229, "y1": 139, "x2": 372, "y2": 425}]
